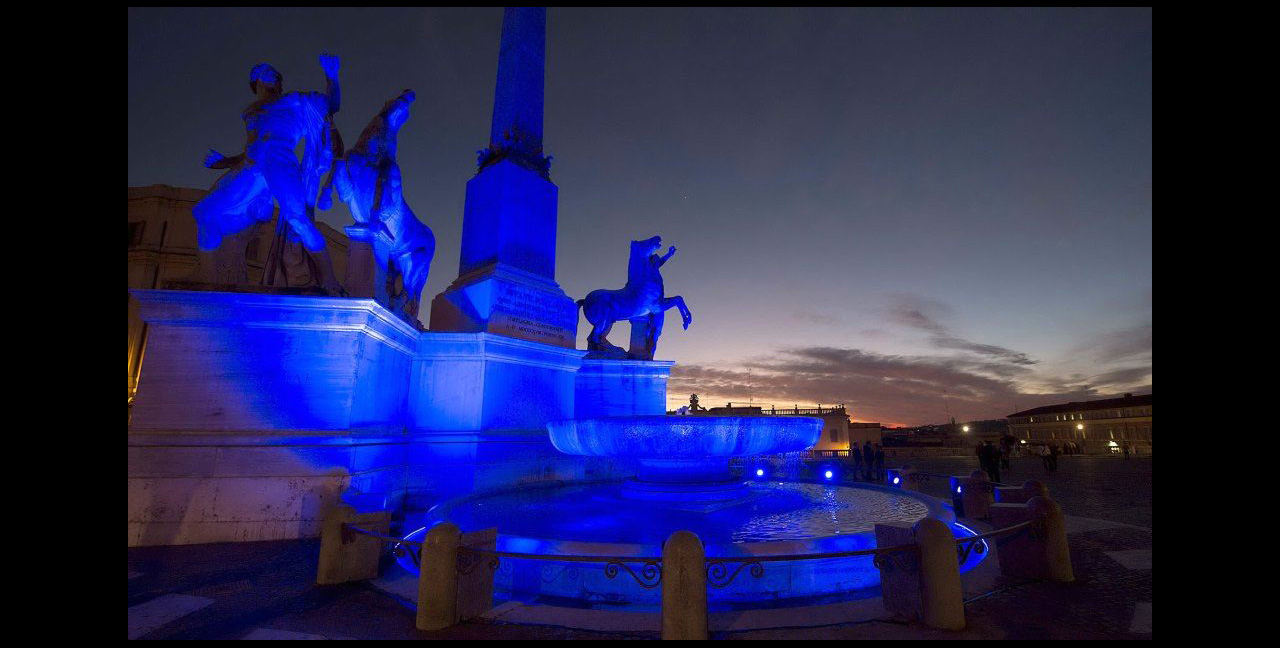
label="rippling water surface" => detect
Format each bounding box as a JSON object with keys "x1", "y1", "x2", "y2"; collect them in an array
[{"x1": 440, "y1": 482, "x2": 932, "y2": 545}]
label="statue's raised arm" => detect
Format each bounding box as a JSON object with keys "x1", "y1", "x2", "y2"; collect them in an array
[{"x1": 319, "y1": 52, "x2": 340, "y2": 115}]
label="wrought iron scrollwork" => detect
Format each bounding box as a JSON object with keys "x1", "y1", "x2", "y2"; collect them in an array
[
  {"x1": 956, "y1": 537, "x2": 989, "y2": 564},
  {"x1": 706, "y1": 560, "x2": 765, "y2": 588},
  {"x1": 604, "y1": 560, "x2": 662, "y2": 589},
  {"x1": 394, "y1": 543, "x2": 421, "y2": 571}
]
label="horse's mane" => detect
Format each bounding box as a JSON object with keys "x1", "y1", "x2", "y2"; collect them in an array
[{"x1": 352, "y1": 98, "x2": 397, "y2": 154}]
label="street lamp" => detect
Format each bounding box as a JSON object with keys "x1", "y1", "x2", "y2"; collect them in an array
[{"x1": 962, "y1": 425, "x2": 970, "y2": 433}]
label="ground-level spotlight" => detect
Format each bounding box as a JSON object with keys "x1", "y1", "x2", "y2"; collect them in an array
[
  {"x1": 893, "y1": 476, "x2": 901, "y2": 485},
  {"x1": 824, "y1": 470, "x2": 834, "y2": 480},
  {"x1": 756, "y1": 468, "x2": 765, "y2": 477},
  {"x1": 956, "y1": 486, "x2": 963, "y2": 494}
]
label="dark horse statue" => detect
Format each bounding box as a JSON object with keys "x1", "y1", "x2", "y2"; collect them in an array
[
  {"x1": 578, "y1": 235, "x2": 692, "y2": 360},
  {"x1": 320, "y1": 89, "x2": 435, "y2": 321}
]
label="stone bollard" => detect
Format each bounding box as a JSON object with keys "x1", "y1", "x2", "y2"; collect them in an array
[
  {"x1": 989, "y1": 496, "x2": 1074, "y2": 583},
  {"x1": 960, "y1": 470, "x2": 994, "y2": 519},
  {"x1": 874, "y1": 521, "x2": 919, "y2": 619},
  {"x1": 416, "y1": 523, "x2": 462, "y2": 631},
  {"x1": 995, "y1": 479, "x2": 1048, "y2": 504},
  {"x1": 1028, "y1": 497, "x2": 1073, "y2": 583},
  {"x1": 874, "y1": 518, "x2": 965, "y2": 631},
  {"x1": 661, "y1": 530, "x2": 708, "y2": 640},
  {"x1": 915, "y1": 517, "x2": 966, "y2": 630},
  {"x1": 316, "y1": 505, "x2": 392, "y2": 585},
  {"x1": 887, "y1": 465, "x2": 918, "y2": 491},
  {"x1": 948, "y1": 476, "x2": 967, "y2": 516},
  {"x1": 901, "y1": 465, "x2": 922, "y2": 492}
]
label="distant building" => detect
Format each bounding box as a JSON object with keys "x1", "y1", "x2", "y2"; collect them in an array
[
  {"x1": 128, "y1": 185, "x2": 350, "y2": 404},
  {"x1": 1006, "y1": 393, "x2": 1151, "y2": 454},
  {"x1": 698, "y1": 403, "x2": 881, "y2": 452}
]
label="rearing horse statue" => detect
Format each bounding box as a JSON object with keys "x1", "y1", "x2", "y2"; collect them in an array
[{"x1": 578, "y1": 235, "x2": 692, "y2": 360}]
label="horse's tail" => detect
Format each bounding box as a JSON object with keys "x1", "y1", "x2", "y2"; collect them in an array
[{"x1": 575, "y1": 297, "x2": 588, "y2": 323}]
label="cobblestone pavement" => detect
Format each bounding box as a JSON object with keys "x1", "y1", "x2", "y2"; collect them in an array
[{"x1": 128, "y1": 456, "x2": 1151, "y2": 640}]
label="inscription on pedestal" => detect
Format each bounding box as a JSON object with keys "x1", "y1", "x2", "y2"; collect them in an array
[{"x1": 489, "y1": 281, "x2": 576, "y2": 347}]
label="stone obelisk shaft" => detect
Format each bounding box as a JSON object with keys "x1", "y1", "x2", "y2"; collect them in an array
[
  {"x1": 430, "y1": 6, "x2": 578, "y2": 349},
  {"x1": 489, "y1": 7, "x2": 545, "y2": 149}
]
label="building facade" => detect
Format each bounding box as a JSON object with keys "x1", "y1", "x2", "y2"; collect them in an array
[
  {"x1": 1006, "y1": 393, "x2": 1151, "y2": 454},
  {"x1": 700, "y1": 403, "x2": 881, "y2": 452},
  {"x1": 128, "y1": 185, "x2": 350, "y2": 404}
]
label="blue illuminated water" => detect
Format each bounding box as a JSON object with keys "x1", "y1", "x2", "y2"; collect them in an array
[{"x1": 435, "y1": 481, "x2": 931, "y2": 546}]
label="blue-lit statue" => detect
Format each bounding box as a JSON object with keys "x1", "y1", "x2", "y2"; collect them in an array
[
  {"x1": 320, "y1": 89, "x2": 435, "y2": 320},
  {"x1": 192, "y1": 53, "x2": 345, "y2": 294},
  {"x1": 578, "y1": 236, "x2": 692, "y2": 360}
]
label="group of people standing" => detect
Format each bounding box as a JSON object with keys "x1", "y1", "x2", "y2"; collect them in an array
[
  {"x1": 850, "y1": 441, "x2": 886, "y2": 481},
  {"x1": 977, "y1": 440, "x2": 1007, "y2": 483}
]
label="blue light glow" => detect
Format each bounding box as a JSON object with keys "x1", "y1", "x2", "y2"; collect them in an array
[
  {"x1": 893, "y1": 476, "x2": 900, "y2": 485},
  {"x1": 824, "y1": 470, "x2": 834, "y2": 479},
  {"x1": 756, "y1": 468, "x2": 765, "y2": 476}
]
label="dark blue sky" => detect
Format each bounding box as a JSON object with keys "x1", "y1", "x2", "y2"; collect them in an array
[{"x1": 128, "y1": 7, "x2": 1152, "y2": 425}]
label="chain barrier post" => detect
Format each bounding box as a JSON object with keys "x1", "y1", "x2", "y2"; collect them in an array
[
  {"x1": 995, "y1": 479, "x2": 1048, "y2": 504},
  {"x1": 1028, "y1": 496, "x2": 1074, "y2": 583},
  {"x1": 915, "y1": 517, "x2": 966, "y2": 630},
  {"x1": 661, "y1": 530, "x2": 707, "y2": 640},
  {"x1": 990, "y1": 496, "x2": 1073, "y2": 582},
  {"x1": 961, "y1": 470, "x2": 994, "y2": 519},
  {"x1": 417, "y1": 522, "x2": 462, "y2": 631},
  {"x1": 874, "y1": 522, "x2": 920, "y2": 619},
  {"x1": 316, "y1": 506, "x2": 391, "y2": 585}
]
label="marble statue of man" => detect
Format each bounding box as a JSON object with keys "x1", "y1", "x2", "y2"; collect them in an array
[{"x1": 192, "y1": 53, "x2": 345, "y2": 294}]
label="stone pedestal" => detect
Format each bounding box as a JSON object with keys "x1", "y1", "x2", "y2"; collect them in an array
[
  {"x1": 130, "y1": 290, "x2": 417, "y2": 433},
  {"x1": 574, "y1": 359, "x2": 675, "y2": 418},
  {"x1": 430, "y1": 262, "x2": 577, "y2": 348},
  {"x1": 410, "y1": 332, "x2": 584, "y2": 433},
  {"x1": 430, "y1": 161, "x2": 577, "y2": 349},
  {"x1": 343, "y1": 236, "x2": 390, "y2": 304},
  {"x1": 128, "y1": 289, "x2": 419, "y2": 546}
]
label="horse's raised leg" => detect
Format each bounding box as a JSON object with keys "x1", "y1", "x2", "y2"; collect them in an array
[{"x1": 661, "y1": 296, "x2": 693, "y2": 330}]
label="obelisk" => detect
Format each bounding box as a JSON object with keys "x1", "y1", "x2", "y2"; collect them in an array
[{"x1": 429, "y1": 6, "x2": 578, "y2": 348}]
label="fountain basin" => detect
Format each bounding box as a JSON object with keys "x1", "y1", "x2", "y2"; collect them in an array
[
  {"x1": 397, "y1": 480, "x2": 989, "y2": 611},
  {"x1": 549, "y1": 415, "x2": 822, "y2": 500}
]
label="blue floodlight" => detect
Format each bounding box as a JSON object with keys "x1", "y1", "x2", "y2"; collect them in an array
[
  {"x1": 756, "y1": 468, "x2": 765, "y2": 477},
  {"x1": 824, "y1": 470, "x2": 834, "y2": 480}
]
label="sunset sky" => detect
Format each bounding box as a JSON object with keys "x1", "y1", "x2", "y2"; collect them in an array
[{"x1": 128, "y1": 7, "x2": 1152, "y2": 426}]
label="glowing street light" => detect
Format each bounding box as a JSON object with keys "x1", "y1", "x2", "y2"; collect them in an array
[{"x1": 962, "y1": 425, "x2": 970, "y2": 433}]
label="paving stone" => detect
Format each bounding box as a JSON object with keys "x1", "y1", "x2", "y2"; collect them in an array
[
  {"x1": 129, "y1": 593, "x2": 215, "y2": 639},
  {"x1": 242, "y1": 628, "x2": 330, "y2": 640},
  {"x1": 1129, "y1": 602, "x2": 1151, "y2": 634},
  {"x1": 1105, "y1": 550, "x2": 1152, "y2": 570}
]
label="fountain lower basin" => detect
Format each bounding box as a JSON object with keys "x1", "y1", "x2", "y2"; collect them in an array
[{"x1": 398, "y1": 479, "x2": 987, "y2": 610}]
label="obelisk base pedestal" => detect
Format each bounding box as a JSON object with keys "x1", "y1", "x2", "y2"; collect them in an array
[{"x1": 430, "y1": 262, "x2": 578, "y2": 349}]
